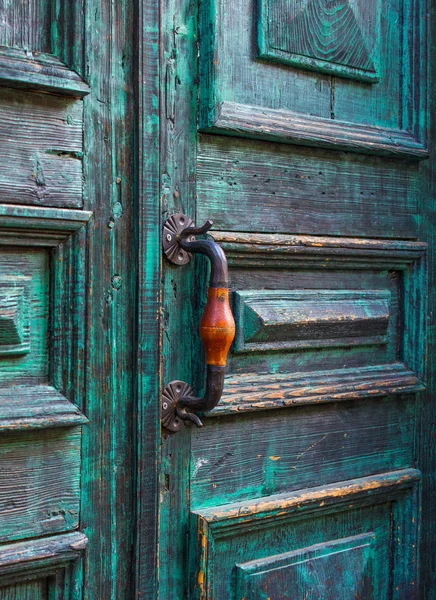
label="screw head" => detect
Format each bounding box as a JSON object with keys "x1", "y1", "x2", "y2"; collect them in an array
[{"x1": 166, "y1": 233, "x2": 172, "y2": 241}]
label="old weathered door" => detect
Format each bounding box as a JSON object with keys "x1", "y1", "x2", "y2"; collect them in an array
[
  {"x1": 0, "y1": 1, "x2": 136, "y2": 598},
  {"x1": 156, "y1": 0, "x2": 436, "y2": 598}
]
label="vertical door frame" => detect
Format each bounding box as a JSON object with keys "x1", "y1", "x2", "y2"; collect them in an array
[{"x1": 134, "y1": 0, "x2": 162, "y2": 598}]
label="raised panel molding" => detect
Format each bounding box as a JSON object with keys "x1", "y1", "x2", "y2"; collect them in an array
[
  {"x1": 190, "y1": 469, "x2": 420, "y2": 599},
  {"x1": 0, "y1": 0, "x2": 87, "y2": 97},
  {"x1": 0, "y1": 282, "x2": 30, "y2": 356},
  {"x1": 199, "y1": 0, "x2": 427, "y2": 158},
  {"x1": 0, "y1": 47, "x2": 89, "y2": 97},
  {"x1": 0, "y1": 532, "x2": 87, "y2": 594},
  {"x1": 214, "y1": 363, "x2": 423, "y2": 415},
  {"x1": 207, "y1": 232, "x2": 426, "y2": 416},
  {"x1": 0, "y1": 205, "x2": 91, "y2": 431},
  {"x1": 206, "y1": 102, "x2": 428, "y2": 159},
  {"x1": 236, "y1": 533, "x2": 375, "y2": 599},
  {"x1": 258, "y1": 0, "x2": 380, "y2": 82},
  {"x1": 234, "y1": 289, "x2": 391, "y2": 353}
]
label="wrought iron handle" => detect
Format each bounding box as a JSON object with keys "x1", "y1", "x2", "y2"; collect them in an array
[{"x1": 161, "y1": 214, "x2": 235, "y2": 431}]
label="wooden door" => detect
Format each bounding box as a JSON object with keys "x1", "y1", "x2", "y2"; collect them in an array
[
  {"x1": 0, "y1": 1, "x2": 135, "y2": 598},
  {"x1": 157, "y1": 0, "x2": 436, "y2": 598}
]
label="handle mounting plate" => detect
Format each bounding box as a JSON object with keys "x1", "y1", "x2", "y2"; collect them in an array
[
  {"x1": 162, "y1": 213, "x2": 195, "y2": 265},
  {"x1": 161, "y1": 380, "x2": 195, "y2": 432}
]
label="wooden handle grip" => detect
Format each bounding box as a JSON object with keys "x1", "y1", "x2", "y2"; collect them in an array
[{"x1": 199, "y1": 288, "x2": 235, "y2": 366}]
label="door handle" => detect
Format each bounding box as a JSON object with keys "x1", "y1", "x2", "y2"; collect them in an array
[{"x1": 161, "y1": 214, "x2": 235, "y2": 431}]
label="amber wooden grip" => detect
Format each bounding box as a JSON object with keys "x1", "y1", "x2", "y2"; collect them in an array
[{"x1": 199, "y1": 288, "x2": 235, "y2": 366}]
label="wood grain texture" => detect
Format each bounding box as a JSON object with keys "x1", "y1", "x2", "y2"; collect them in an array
[
  {"x1": 258, "y1": 0, "x2": 379, "y2": 81},
  {"x1": 0, "y1": 204, "x2": 91, "y2": 245},
  {"x1": 79, "y1": 0, "x2": 137, "y2": 596},
  {"x1": 197, "y1": 136, "x2": 421, "y2": 238},
  {"x1": 0, "y1": 428, "x2": 81, "y2": 542},
  {"x1": 199, "y1": 0, "x2": 426, "y2": 152},
  {"x1": 233, "y1": 289, "x2": 391, "y2": 353},
  {"x1": 204, "y1": 102, "x2": 427, "y2": 158},
  {"x1": 0, "y1": 531, "x2": 87, "y2": 576},
  {"x1": 0, "y1": 47, "x2": 89, "y2": 96},
  {"x1": 0, "y1": 0, "x2": 50, "y2": 52},
  {"x1": 0, "y1": 284, "x2": 29, "y2": 355},
  {"x1": 157, "y1": 0, "x2": 199, "y2": 595},
  {"x1": 0, "y1": 385, "x2": 87, "y2": 430},
  {"x1": 212, "y1": 232, "x2": 427, "y2": 267},
  {"x1": 0, "y1": 89, "x2": 83, "y2": 208},
  {"x1": 236, "y1": 533, "x2": 377, "y2": 599},
  {"x1": 0, "y1": 249, "x2": 49, "y2": 387},
  {"x1": 416, "y1": 0, "x2": 436, "y2": 595},
  {"x1": 0, "y1": 581, "x2": 47, "y2": 600},
  {"x1": 191, "y1": 396, "x2": 416, "y2": 506},
  {"x1": 191, "y1": 469, "x2": 420, "y2": 599},
  {"x1": 200, "y1": 288, "x2": 235, "y2": 366},
  {"x1": 213, "y1": 364, "x2": 424, "y2": 415}
]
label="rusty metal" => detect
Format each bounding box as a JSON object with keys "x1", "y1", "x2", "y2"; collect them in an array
[{"x1": 161, "y1": 214, "x2": 234, "y2": 431}]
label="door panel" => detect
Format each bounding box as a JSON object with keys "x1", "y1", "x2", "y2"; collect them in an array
[
  {"x1": 199, "y1": 0, "x2": 426, "y2": 152},
  {"x1": 0, "y1": 0, "x2": 106, "y2": 596},
  {"x1": 159, "y1": 0, "x2": 431, "y2": 597},
  {"x1": 190, "y1": 470, "x2": 419, "y2": 599},
  {"x1": 197, "y1": 137, "x2": 421, "y2": 238}
]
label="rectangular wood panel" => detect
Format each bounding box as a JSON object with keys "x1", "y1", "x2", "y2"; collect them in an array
[
  {"x1": 0, "y1": 428, "x2": 81, "y2": 542},
  {"x1": 191, "y1": 396, "x2": 415, "y2": 507},
  {"x1": 190, "y1": 470, "x2": 420, "y2": 599},
  {"x1": 234, "y1": 289, "x2": 391, "y2": 352},
  {"x1": 0, "y1": 89, "x2": 83, "y2": 208},
  {"x1": 197, "y1": 136, "x2": 420, "y2": 238}
]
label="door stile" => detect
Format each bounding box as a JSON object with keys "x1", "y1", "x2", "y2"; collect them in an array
[
  {"x1": 134, "y1": 0, "x2": 163, "y2": 597},
  {"x1": 417, "y1": 3, "x2": 436, "y2": 592},
  {"x1": 80, "y1": 0, "x2": 137, "y2": 597},
  {"x1": 157, "y1": 0, "x2": 200, "y2": 597}
]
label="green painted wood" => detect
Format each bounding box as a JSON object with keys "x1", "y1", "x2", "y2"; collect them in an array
[
  {"x1": 258, "y1": 0, "x2": 379, "y2": 82},
  {"x1": 0, "y1": 47, "x2": 89, "y2": 96},
  {"x1": 0, "y1": 89, "x2": 84, "y2": 208},
  {"x1": 79, "y1": 0, "x2": 137, "y2": 596},
  {"x1": 0, "y1": 581, "x2": 47, "y2": 600},
  {"x1": 0, "y1": 0, "x2": 434, "y2": 597},
  {"x1": 0, "y1": 428, "x2": 81, "y2": 542},
  {"x1": 197, "y1": 136, "x2": 421, "y2": 238},
  {"x1": 190, "y1": 396, "x2": 416, "y2": 507},
  {"x1": 160, "y1": 0, "x2": 433, "y2": 598},
  {"x1": 134, "y1": 0, "x2": 162, "y2": 593}
]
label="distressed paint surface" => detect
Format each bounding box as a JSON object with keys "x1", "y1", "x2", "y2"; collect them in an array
[
  {"x1": 0, "y1": 0, "x2": 434, "y2": 598},
  {"x1": 160, "y1": 0, "x2": 433, "y2": 597}
]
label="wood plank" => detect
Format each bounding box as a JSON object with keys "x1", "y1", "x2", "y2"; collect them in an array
[
  {"x1": 198, "y1": 136, "x2": 421, "y2": 238},
  {"x1": 213, "y1": 364, "x2": 424, "y2": 415},
  {"x1": 0, "y1": 429, "x2": 81, "y2": 542},
  {"x1": 193, "y1": 468, "x2": 421, "y2": 524},
  {"x1": 191, "y1": 396, "x2": 416, "y2": 507},
  {"x1": 212, "y1": 231, "x2": 427, "y2": 267},
  {"x1": 0, "y1": 0, "x2": 50, "y2": 52},
  {"x1": 0, "y1": 386, "x2": 88, "y2": 430},
  {"x1": 0, "y1": 531, "x2": 87, "y2": 574},
  {"x1": 233, "y1": 289, "x2": 391, "y2": 353},
  {"x1": 0, "y1": 47, "x2": 89, "y2": 96},
  {"x1": 0, "y1": 89, "x2": 83, "y2": 208},
  {"x1": 79, "y1": 0, "x2": 137, "y2": 596},
  {"x1": 203, "y1": 102, "x2": 427, "y2": 158},
  {"x1": 0, "y1": 580, "x2": 47, "y2": 599}
]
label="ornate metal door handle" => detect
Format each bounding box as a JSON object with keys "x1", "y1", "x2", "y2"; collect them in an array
[{"x1": 161, "y1": 214, "x2": 235, "y2": 431}]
